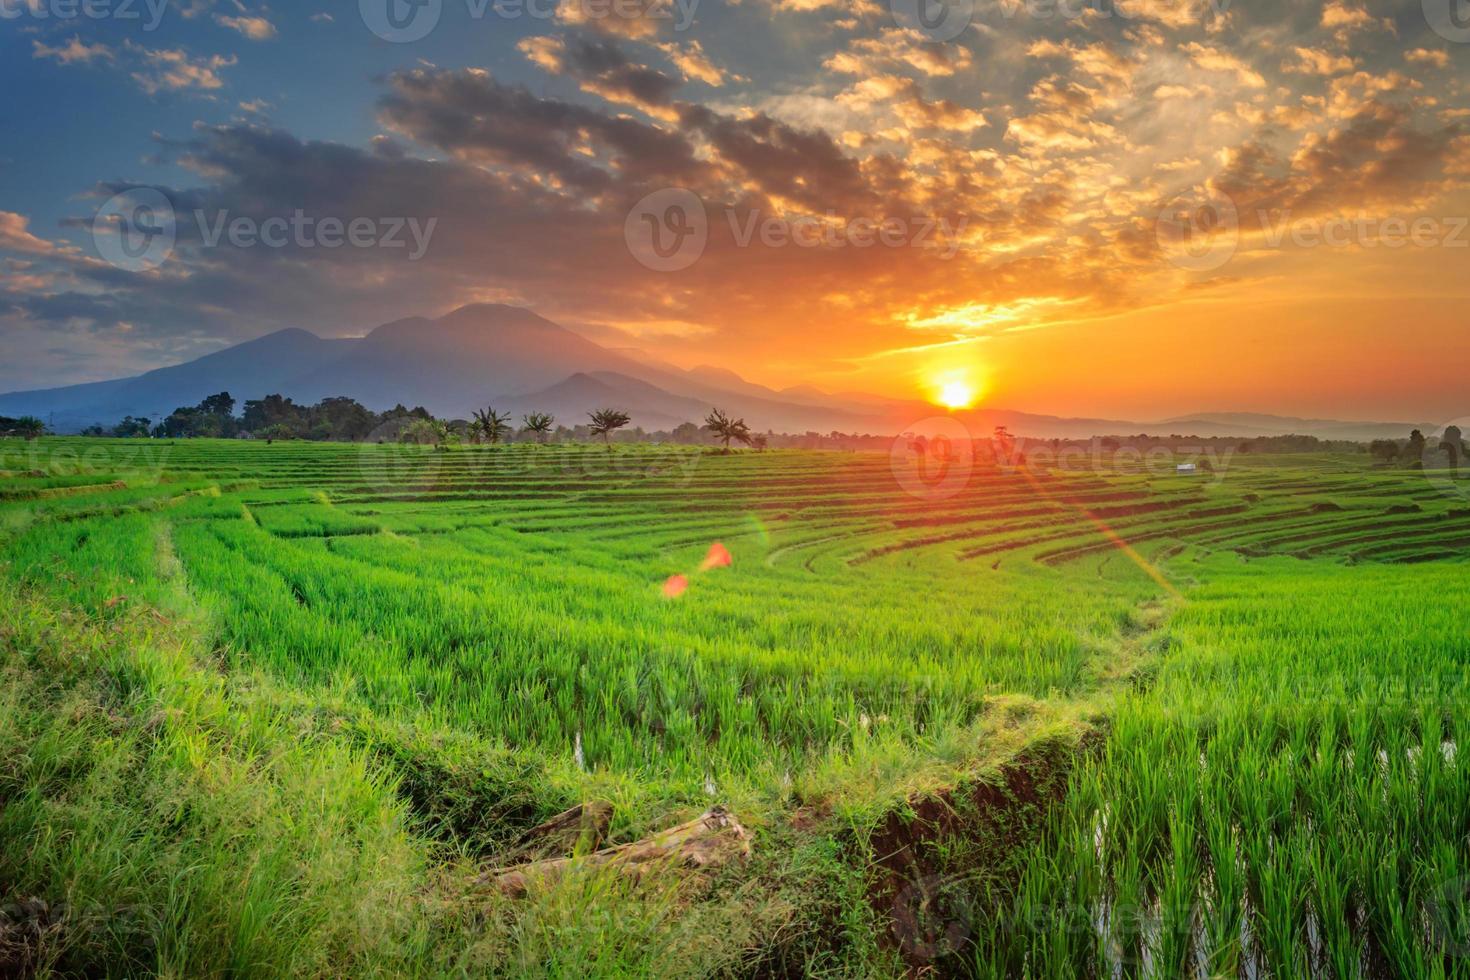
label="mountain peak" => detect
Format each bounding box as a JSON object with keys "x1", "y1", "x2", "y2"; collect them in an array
[{"x1": 436, "y1": 303, "x2": 559, "y2": 330}]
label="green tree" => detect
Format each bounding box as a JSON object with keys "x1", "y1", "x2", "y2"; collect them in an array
[
  {"x1": 113, "y1": 416, "x2": 154, "y2": 439},
  {"x1": 399, "y1": 418, "x2": 447, "y2": 446},
  {"x1": 522, "y1": 412, "x2": 555, "y2": 444},
  {"x1": 243, "y1": 395, "x2": 304, "y2": 436},
  {"x1": 1369, "y1": 439, "x2": 1399, "y2": 464},
  {"x1": 703, "y1": 408, "x2": 751, "y2": 452},
  {"x1": 471, "y1": 408, "x2": 512, "y2": 445},
  {"x1": 587, "y1": 409, "x2": 631, "y2": 447},
  {"x1": 10, "y1": 416, "x2": 45, "y2": 441},
  {"x1": 199, "y1": 391, "x2": 236, "y2": 417}
]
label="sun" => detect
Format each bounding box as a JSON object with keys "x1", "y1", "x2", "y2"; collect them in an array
[{"x1": 937, "y1": 379, "x2": 976, "y2": 410}]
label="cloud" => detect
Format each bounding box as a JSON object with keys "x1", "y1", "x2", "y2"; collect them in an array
[
  {"x1": 215, "y1": 13, "x2": 278, "y2": 39},
  {"x1": 9, "y1": 0, "x2": 1470, "y2": 399},
  {"x1": 1405, "y1": 48, "x2": 1450, "y2": 69},
  {"x1": 516, "y1": 36, "x2": 682, "y2": 116},
  {"x1": 554, "y1": 0, "x2": 681, "y2": 38},
  {"x1": 839, "y1": 76, "x2": 986, "y2": 132},
  {"x1": 824, "y1": 28, "x2": 973, "y2": 78},
  {"x1": 124, "y1": 42, "x2": 237, "y2": 95},
  {"x1": 1320, "y1": 0, "x2": 1392, "y2": 37},
  {"x1": 0, "y1": 212, "x2": 60, "y2": 256},
  {"x1": 1026, "y1": 39, "x2": 1135, "y2": 86},
  {"x1": 32, "y1": 36, "x2": 114, "y2": 66},
  {"x1": 657, "y1": 40, "x2": 738, "y2": 86},
  {"x1": 1181, "y1": 42, "x2": 1265, "y2": 88},
  {"x1": 1284, "y1": 46, "x2": 1356, "y2": 76}
]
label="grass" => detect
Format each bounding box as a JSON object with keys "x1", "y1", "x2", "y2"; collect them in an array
[{"x1": 1, "y1": 436, "x2": 1468, "y2": 976}]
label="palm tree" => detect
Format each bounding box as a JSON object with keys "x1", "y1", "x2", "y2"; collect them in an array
[
  {"x1": 703, "y1": 408, "x2": 751, "y2": 453},
  {"x1": 472, "y1": 408, "x2": 512, "y2": 445},
  {"x1": 587, "y1": 409, "x2": 631, "y2": 447},
  {"x1": 522, "y1": 412, "x2": 555, "y2": 444}
]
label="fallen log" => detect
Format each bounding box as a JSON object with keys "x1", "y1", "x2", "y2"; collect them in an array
[
  {"x1": 494, "y1": 800, "x2": 614, "y2": 867},
  {"x1": 488, "y1": 805, "x2": 751, "y2": 898}
]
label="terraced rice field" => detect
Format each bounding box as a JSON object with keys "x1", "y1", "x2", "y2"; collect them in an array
[{"x1": 2, "y1": 437, "x2": 1468, "y2": 977}]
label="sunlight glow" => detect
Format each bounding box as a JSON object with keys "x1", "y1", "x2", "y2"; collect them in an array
[{"x1": 937, "y1": 379, "x2": 977, "y2": 410}]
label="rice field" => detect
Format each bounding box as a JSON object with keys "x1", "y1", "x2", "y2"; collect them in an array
[{"x1": 2, "y1": 436, "x2": 1468, "y2": 977}]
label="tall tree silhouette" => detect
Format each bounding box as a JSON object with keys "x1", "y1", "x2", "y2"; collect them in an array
[
  {"x1": 704, "y1": 408, "x2": 751, "y2": 452},
  {"x1": 472, "y1": 408, "x2": 512, "y2": 445},
  {"x1": 522, "y1": 412, "x2": 555, "y2": 444},
  {"x1": 588, "y1": 409, "x2": 631, "y2": 447}
]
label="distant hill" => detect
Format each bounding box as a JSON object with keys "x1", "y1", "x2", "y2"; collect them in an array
[
  {"x1": 0, "y1": 304, "x2": 1427, "y2": 441},
  {"x1": 0, "y1": 329, "x2": 355, "y2": 432},
  {"x1": 1157, "y1": 412, "x2": 1433, "y2": 442}
]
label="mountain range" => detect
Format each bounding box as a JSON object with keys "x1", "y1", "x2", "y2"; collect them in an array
[{"x1": 0, "y1": 304, "x2": 1430, "y2": 441}]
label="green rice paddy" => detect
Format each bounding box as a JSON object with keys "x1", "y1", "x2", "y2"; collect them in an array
[{"x1": 2, "y1": 437, "x2": 1468, "y2": 977}]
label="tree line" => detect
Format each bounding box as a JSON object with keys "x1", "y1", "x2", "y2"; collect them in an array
[
  {"x1": 0, "y1": 416, "x2": 45, "y2": 440},
  {"x1": 1369, "y1": 427, "x2": 1465, "y2": 470},
  {"x1": 59, "y1": 397, "x2": 1464, "y2": 465},
  {"x1": 77, "y1": 393, "x2": 775, "y2": 451}
]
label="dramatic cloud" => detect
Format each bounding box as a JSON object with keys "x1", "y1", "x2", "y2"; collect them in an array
[{"x1": 3, "y1": 0, "x2": 1469, "y2": 412}]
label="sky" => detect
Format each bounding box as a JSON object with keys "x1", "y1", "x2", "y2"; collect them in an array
[{"x1": 0, "y1": 0, "x2": 1467, "y2": 422}]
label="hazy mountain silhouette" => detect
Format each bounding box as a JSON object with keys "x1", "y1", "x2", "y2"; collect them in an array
[
  {"x1": 1158, "y1": 412, "x2": 1430, "y2": 441},
  {"x1": 0, "y1": 328, "x2": 353, "y2": 429},
  {"x1": 0, "y1": 304, "x2": 1427, "y2": 440},
  {"x1": 498, "y1": 372, "x2": 709, "y2": 432}
]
